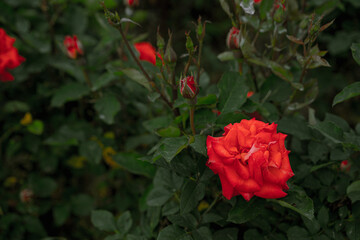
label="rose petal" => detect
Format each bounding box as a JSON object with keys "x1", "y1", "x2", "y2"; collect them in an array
[
  {"x1": 219, "y1": 173, "x2": 235, "y2": 200},
  {"x1": 234, "y1": 160, "x2": 250, "y2": 179},
  {"x1": 212, "y1": 141, "x2": 233, "y2": 159},
  {"x1": 269, "y1": 151, "x2": 282, "y2": 168},
  {"x1": 223, "y1": 166, "x2": 241, "y2": 188},
  {"x1": 254, "y1": 183, "x2": 287, "y2": 199},
  {"x1": 239, "y1": 192, "x2": 254, "y2": 201},
  {"x1": 263, "y1": 167, "x2": 293, "y2": 185},
  {"x1": 236, "y1": 178, "x2": 261, "y2": 193}
]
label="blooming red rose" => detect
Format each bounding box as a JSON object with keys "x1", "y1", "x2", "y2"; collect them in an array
[
  {"x1": 63, "y1": 35, "x2": 84, "y2": 59},
  {"x1": 0, "y1": 28, "x2": 25, "y2": 82},
  {"x1": 134, "y1": 42, "x2": 162, "y2": 65},
  {"x1": 180, "y1": 75, "x2": 198, "y2": 99},
  {"x1": 226, "y1": 27, "x2": 241, "y2": 49},
  {"x1": 206, "y1": 119, "x2": 294, "y2": 201}
]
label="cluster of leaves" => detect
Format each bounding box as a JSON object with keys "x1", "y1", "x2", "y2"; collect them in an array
[{"x1": 1, "y1": 0, "x2": 360, "y2": 240}]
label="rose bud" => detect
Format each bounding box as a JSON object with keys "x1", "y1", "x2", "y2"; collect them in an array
[
  {"x1": 0, "y1": 28, "x2": 25, "y2": 82},
  {"x1": 20, "y1": 188, "x2": 34, "y2": 203},
  {"x1": 206, "y1": 119, "x2": 294, "y2": 201},
  {"x1": 254, "y1": 0, "x2": 262, "y2": 3},
  {"x1": 226, "y1": 27, "x2": 241, "y2": 49},
  {"x1": 180, "y1": 75, "x2": 198, "y2": 99},
  {"x1": 247, "y1": 91, "x2": 254, "y2": 98},
  {"x1": 340, "y1": 160, "x2": 351, "y2": 172},
  {"x1": 63, "y1": 35, "x2": 84, "y2": 59},
  {"x1": 125, "y1": 0, "x2": 139, "y2": 7},
  {"x1": 134, "y1": 42, "x2": 162, "y2": 66}
]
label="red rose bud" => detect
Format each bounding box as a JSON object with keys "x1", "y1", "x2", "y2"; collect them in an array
[
  {"x1": 0, "y1": 28, "x2": 25, "y2": 82},
  {"x1": 206, "y1": 119, "x2": 294, "y2": 201},
  {"x1": 134, "y1": 42, "x2": 161, "y2": 65},
  {"x1": 63, "y1": 35, "x2": 84, "y2": 59},
  {"x1": 20, "y1": 189, "x2": 34, "y2": 203},
  {"x1": 125, "y1": 0, "x2": 139, "y2": 7},
  {"x1": 247, "y1": 91, "x2": 254, "y2": 98},
  {"x1": 226, "y1": 27, "x2": 241, "y2": 49},
  {"x1": 340, "y1": 160, "x2": 351, "y2": 172},
  {"x1": 180, "y1": 75, "x2": 198, "y2": 99},
  {"x1": 254, "y1": 0, "x2": 262, "y2": 3}
]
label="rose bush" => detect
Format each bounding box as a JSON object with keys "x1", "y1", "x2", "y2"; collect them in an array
[{"x1": 206, "y1": 119, "x2": 294, "y2": 201}]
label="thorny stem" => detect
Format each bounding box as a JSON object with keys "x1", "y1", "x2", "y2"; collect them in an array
[
  {"x1": 195, "y1": 40, "x2": 203, "y2": 85},
  {"x1": 116, "y1": 24, "x2": 173, "y2": 109},
  {"x1": 190, "y1": 102, "x2": 196, "y2": 135}
]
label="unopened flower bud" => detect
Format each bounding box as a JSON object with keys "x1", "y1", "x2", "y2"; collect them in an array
[
  {"x1": 180, "y1": 75, "x2": 198, "y2": 99},
  {"x1": 226, "y1": 27, "x2": 241, "y2": 49},
  {"x1": 20, "y1": 189, "x2": 34, "y2": 203},
  {"x1": 157, "y1": 28, "x2": 165, "y2": 51},
  {"x1": 185, "y1": 32, "x2": 194, "y2": 54},
  {"x1": 164, "y1": 32, "x2": 177, "y2": 64},
  {"x1": 340, "y1": 160, "x2": 351, "y2": 172},
  {"x1": 63, "y1": 35, "x2": 84, "y2": 59}
]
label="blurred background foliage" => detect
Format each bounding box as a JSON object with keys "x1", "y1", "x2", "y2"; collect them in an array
[{"x1": 1, "y1": 0, "x2": 360, "y2": 239}]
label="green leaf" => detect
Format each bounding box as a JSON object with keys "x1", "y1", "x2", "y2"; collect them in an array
[
  {"x1": 277, "y1": 116, "x2": 312, "y2": 140},
  {"x1": 268, "y1": 62, "x2": 295, "y2": 86},
  {"x1": 53, "y1": 204, "x2": 71, "y2": 226},
  {"x1": 3, "y1": 101, "x2": 29, "y2": 113},
  {"x1": 117, "y1": 211, "x2": 132, "y2": 234},
  {"x1": 50, "y1": 60, "x2": 84, "y2": 81},
  {"x1": 287, "y1": 226, "x2": 309, "y2": 240},
  {"x1": 91, "y1": 210, "x2": 116, "y2": 232},
  {"x1": 167, "y1": 213, "x2": 197, "y2": 230},
  {"x1": 197, "y1": 94, "x2": 217, "y2": 106},
  {"x1": 332, "y1": 82, "x2": 360, "y2": 106},
  {"x1": 218, "y1": 71, "x2": 249, "y2": 114},
  {"x1": 92, "y1": 72, "x2": 118, "y2": 91},
  {"x1": 227, "y1": 198, "x2": 264, "y2": 224},
  {"x1": 113, "y1": 152, "x2": 156, "y2": 178},
  {"x1": 71, "y1": 194, "x2": 95, "y2": 217},
  {"x1": 180, "y1": 181, "x2": 205, "y2": 214},
  {"x1": 244, "y1": 229, "x2": 264, "y2": 240},
  {"x1": 122, "y1": 68, "x2": 151, "y2": 91},
  {"x1": 351, "y1": 43, "x2": 360, "y2": 65},
  {"x1": 79, "y1": 140, "x2": 102, "y2": 164},
  {"x1": 190, "y1": 135, "x2": 207, "y2": 156},
  {"x1": 24, "y1": 216, "x2": 46, "y2": 236},
  {"x1": 156, "y1": 137, "x2": 188, "y2": 162},
  {"x1": 192, "y1": 227, "x2": 212, "y2": 240},
  {"x1": 51, "y1": 82, "x2": 90, "y2": 107},
  {"x1": 143, "y1": 116, "x2": 172, "y2": 132},
  {"x1": 311, "y1": 121, "x2": 344, "y2": 143},
  {"x1": 157, "y1": 225, "x2": 192, "y2": 240},
  {"x1": 347, "y1": 180, "x2": 360, "y2": 203},
  {"x1": 29, "y1": 175, "x2": 57, "y2": 198},
  {"x1": 157, "y1": 126, "x2": 181, "y2": 138},
  {"x1": 213, "y1": 228, "x2": 238, "y2": 240},
  {"x1": 95, "y1": 94, "x2": 121, "y2": 124},
  {"x1": 27, "y1": 120, "x2": 44, "y2": 135},
  {"x1": 219, "y1": 0, "x2": 233, "y2": 19},
  {"x1": 104, "y1": 234, "x2": 123, "y2": 240},
  {"x1": 271, "y1": 185, "x2": 314, "y2": 220},
  {"x1": 317, "y1": 206, "x2": 329, "y2": 227},
  {"x1": 146, "y1": 187, "x2": 173, "y2": 207},
  {"x1": 260, "y1": 0, "x2": 274, "y2": 20}
]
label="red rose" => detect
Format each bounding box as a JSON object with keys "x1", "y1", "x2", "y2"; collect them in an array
[
  {"x1": 63, "y1": 35, "x2": 84, "y2": 59},
  {"x1": 226, "y1": 27, "x2": 241, "y2": 49},
  {"x1": 134, "y1": 42, "x2": 162, "y2": 65},
  {"x1": 247, "y1": 91, "x2": 254, "y2": 98},
  {"x1": 180, "y1": 75, "x2": 198, "y2": 99},
  {"x1": 206, "y1": 119, "x2": 294, "y2": 201},
  {"x1": 254, "y1": 0, "x2": 262, "y2": 3},
  {"x1": 0, "y1": 28, "x2": 25, "y2": 82}
]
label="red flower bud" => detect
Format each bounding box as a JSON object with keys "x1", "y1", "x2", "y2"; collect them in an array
[
  {"x1": 134, "y1": 42, "x2": 162, "y2": 66},
  {"x1": 180, "y1": 75, "x2": 198, "y2": 99},
  {"x1": 247, "y1": 91, "x2": 254, "y2": 98},
  {"x1": 206, "y1": 119, "x2": 294, "y2": 201},
  {"x1": 340, "y1": 160, "x2": 351, "y2": 172},
  {"x1": 63, "y1": 35, "x2": 84, "y2": 59},
  {"x1": 254, "y1": 0, "x2": 262, "y2": 4},
  {"x1": 226, "y1": 27, "x2": 241, "y2": 49},
  {"x1": 125, "y1": 0, "x2": 139, "y2": 7},
  {"x1": 0, "y1": 28, "x2": 25, "y2": 82}
]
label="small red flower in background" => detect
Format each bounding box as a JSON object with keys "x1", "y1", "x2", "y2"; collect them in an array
[
  {"x1": 125, "y1": 0, "x2": 139, "y2": 7},
  {"x1": 20, "y1": 189, "x2": 34, "y2": 203},
  {"x1": 247, "y1": 91, "x2": 254, "y2": 98},
  {"x1": 180, "y1": 75, "x2": 198, "y2": 99},
  {"x1": 226, "y1": 27, "x2": 241, "y2": 49},
  {"x1": 206, "y1": 119, "x2": 294, "y2": 201},
  {"x1": 63, "y1": 35, "x2": 84, "y2": 59},
  {"x1": 254, "y1": 0, "x2": 262, "y2": 4},
  {"x1": 134, "y1": 42, "x2": 160, "y2": 65},
  {"x1": 275, "y1": 0, "x2": 286, "y2": 9},
  {"x1": 340, "y1": 160, "x2": 351, "y2": 172},
  {"x1": 0, "y1": 28, "x2": 25, "y2": 82}
]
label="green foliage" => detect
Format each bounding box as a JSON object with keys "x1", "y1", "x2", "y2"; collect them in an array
[{"x1": 1, "y1": 0, "x2": 360, "y2": 239}]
